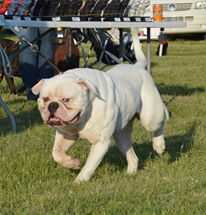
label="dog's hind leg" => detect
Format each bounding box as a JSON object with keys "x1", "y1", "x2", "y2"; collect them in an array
[
  {"x1": 52, "y1": 131, "x2": 80, "y2": 169},
  {"x1": 140, "y1": 111, "x2": 166, "y2": 155},
  {"x1": 152, "y1": 123, "x2": 166, "y2": 155},
  {"x1": 139, "y1": 78, "x2": 169, "y2": 155},
  {"x1": 140, "y1": 104, "x2": 167, "y2": 155},
  {"x1": 114, "y1": 122, "x2": 139, "y2": 174}
]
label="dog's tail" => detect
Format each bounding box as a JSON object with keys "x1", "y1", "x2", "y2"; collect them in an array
[{"x1": 130, "y1": 28, "x2": 147, "y2": 68}]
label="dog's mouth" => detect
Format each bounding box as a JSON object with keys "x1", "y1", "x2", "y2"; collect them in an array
[
  {"x1": 68, "y1": 111, "x2": 81, "y2": 124},
  {"x1": 47, "y1": 115, "x2": 63, "y2": 126},
  {"x1": 47, "y1": 111, "x2": 81, "y2": 126}
]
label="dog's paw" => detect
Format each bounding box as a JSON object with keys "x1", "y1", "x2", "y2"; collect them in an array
[
  {"x1": 69, "y1": 158, "x2": 81, "y2": 170},
  {"x1": 74, "y1": 171, "x2": 91, "y2": 183},
  {"x1": 127, "y1": 154, "x2": 139, "y2": 174},
  {"x1": 152, "y1": 136, "x2": 166, "y2": 155},
  {"x1": 73, "y1": 176, "x2": 88, "y2": 184},
  {"x1": 60, "y1": 158, "x2": 81, "y2": 170},
  {"x1": 73, "y1": 178, "x2": 82, "y2": 184},
  {"x1": 127, "y1": 167, "x2": 138, "y2": 175}
]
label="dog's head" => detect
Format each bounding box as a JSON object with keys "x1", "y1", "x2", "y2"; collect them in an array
[{"x1": 32, "y1": 74, "x2": 100, "y2": 128}]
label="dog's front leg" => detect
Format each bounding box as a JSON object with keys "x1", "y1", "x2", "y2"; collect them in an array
[
  {"x1": 74, "y1": 139, "x2": 111, "y2": 183},
  {"x1": 52, "y1": 131, "x2": 80, "y2": 169}
]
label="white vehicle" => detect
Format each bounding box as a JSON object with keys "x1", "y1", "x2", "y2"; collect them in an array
[{"x1": 140, "y1": 0, "x2": 206, "y2": 39}]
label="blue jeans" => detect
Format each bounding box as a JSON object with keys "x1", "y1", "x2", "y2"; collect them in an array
[{"x1": 19, "y1": 27, "x2": 55, "y2": 99}]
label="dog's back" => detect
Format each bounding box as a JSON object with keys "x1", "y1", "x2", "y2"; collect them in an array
[{"x1": 107, "y1": 27, "x2": 169, "y2": 126}]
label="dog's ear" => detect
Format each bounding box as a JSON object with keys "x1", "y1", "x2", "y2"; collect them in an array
[
  {"x1": 32, "y1": 80, "x2": 45, "y2": 95},
  {"x1": 77, "y1": 80, "x2": 105, "y2": 101},
  {"x1": 77, "y1": 80, "x2": 90, "y2": 91}
]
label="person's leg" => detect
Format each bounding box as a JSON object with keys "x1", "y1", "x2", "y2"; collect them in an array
[
  {"x1": 19, "y1": 27, "x2": 39, "y2": 100},
  {"x1": 38, "y1": 28, "x2": 56, "y2": 79}
]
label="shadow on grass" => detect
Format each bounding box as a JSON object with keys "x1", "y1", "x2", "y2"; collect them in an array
[
  {"x1": 105, "y1": 124, "x2": 195, "y2": 170},
  {"x1": 0, "y1": 107, "x2": 42, "y2": 135},
  {"x1": 158, "y1": 83, "x2": 205, "y2": 97},
  {"x1": 166, "y1": 124, "x2": 195, "y2": 163}
]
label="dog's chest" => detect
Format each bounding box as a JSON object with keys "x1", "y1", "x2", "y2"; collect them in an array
[
  {"x1": 79, "y1": 130, "x2": 100, "y2": 144},
  {"x1": 58, "y1": 118, "x2": 103, "y2": 144},
  {"x1": 79, "y1": 99, "x2": 106, "y2": 144},
  {"x1": 79, "y1": 117, "x2": 103, "y2": 144}
]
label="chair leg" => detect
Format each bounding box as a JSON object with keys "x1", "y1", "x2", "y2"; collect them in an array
[{"x1": 0, "y1": 96, "x2": 16, "y2": 132}]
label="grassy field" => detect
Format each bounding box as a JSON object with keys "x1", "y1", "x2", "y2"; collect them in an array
[{"x1": 0, "y1": 40, "x2": 206, "y2": 215}]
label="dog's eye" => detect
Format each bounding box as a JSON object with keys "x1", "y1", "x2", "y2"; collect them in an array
[
  {"x1": 62, "y1": 98, "x2": 70, "y2": 103},
  {"x1": 43, "y1": 97, "x2": 49, "y2": 102}
]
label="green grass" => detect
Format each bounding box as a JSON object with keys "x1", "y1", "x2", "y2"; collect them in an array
[{"x1": 1, "y1": 40, "x2": 206, "y2": 215}]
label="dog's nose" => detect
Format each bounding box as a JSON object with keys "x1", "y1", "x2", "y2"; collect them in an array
[{"x1": 48, "y1": 102, "x2": 59, "y2": 114}]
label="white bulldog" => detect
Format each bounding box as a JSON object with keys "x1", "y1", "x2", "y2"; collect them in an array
[{"x1": 32, "y1": 30, "x2": 169, "y2": 183}]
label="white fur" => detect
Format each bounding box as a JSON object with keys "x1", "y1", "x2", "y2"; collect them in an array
[{"x1": 33, "y1": 29, "x2": 169, "y2": 183}]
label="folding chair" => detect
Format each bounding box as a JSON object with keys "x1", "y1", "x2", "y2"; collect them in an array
[
  {"x1": 85, "y1": 29, "x2": 122, "y2": 66},
  {"x1": 80, "y1": 28, "x2": 136, "y2": 67}
]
